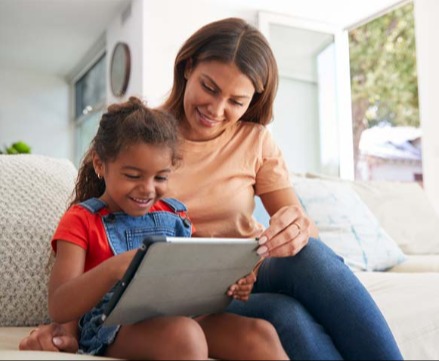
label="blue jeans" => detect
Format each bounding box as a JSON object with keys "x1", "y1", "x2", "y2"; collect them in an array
[{"x1": 226, "y1": 238, "x2": 403, "y2": 360}]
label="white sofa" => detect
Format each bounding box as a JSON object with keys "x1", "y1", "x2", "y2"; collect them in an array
[{"x1": 1, "y1": 154, "x2": 439, "y2": 360}]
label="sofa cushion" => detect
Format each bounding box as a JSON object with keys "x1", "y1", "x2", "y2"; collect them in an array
[
  {"x1": 292, "y1": 175, "x2": 406, "y2": 271},
  {"x1": 357, "y1": 272, "x2": 439, "y2": 360},
  {"x1": 350, "y1": 180, "x2": 439, "y2": 254},
  {"x1": 0, "y1": 155, "x2": 77, "y2": 326},
  {"x1": 303, "y1": 172, "x2": 439, "y2": 255}
]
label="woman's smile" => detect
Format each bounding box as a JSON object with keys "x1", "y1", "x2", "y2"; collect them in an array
[{"x1": 196, "y1": 107, "x2": 223, "y2": 127}]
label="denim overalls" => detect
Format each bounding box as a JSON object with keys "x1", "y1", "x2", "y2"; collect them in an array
[{"x1": 77, "y1": 197, "x2": 192, "y2": 356}]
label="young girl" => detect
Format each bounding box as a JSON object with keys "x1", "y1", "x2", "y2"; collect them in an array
[{"x1": 48, "y1": 96, "x2": 288, "y2": 360}]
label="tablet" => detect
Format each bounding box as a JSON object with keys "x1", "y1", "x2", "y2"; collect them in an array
[{"x1": 101, "y1": 236, "x2": 260, "y2": 325}]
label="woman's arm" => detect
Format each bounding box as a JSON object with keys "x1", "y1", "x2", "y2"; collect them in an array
[
  {"x1": 258, "y1": 187, "x2": 319, "y2": 258},
  {"x1": 48, "y1": 240, "x2": 135, "y2": 323}
]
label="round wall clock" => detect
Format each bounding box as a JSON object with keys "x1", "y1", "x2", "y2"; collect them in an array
[{"x1": 110, "y1": 42, "x2": 131, "y2": 97}]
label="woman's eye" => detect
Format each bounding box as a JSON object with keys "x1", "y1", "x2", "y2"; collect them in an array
[
  {"x1": 202, "y1": 82, "x2": 216, "y2": 93},
  {"x1": 231, "y1": 99, "x2": 244, "y2": 107}
]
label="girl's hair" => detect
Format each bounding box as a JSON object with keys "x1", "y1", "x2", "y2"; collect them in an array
[
  {"x1": 162, "y1": 17, "x2": 278, "y2": 125},
  {"x1": 71, "y1": 96, "x2": 181, "y2": 206}
]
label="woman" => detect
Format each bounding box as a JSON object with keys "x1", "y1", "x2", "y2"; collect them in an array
[{"x1": 20, "y1": 18, "x2": 402, "y2": 360}]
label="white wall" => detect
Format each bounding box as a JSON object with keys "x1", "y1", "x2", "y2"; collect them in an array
[
  {"x1": 413, "y1": 0, "x2": 439, "y2": 215},
  {"x1": 106, "y1": 0, "x2": 145, "y2": 104},
  {"x1": 106, "y1": 0, "x2": 242, "y2": 106},
  {"x1": 272, "y1": 78, "x2": 320, "y2": 174},
  {"x1": 140, "y1": 0, "x2": 256, "y2": 107},
  {"x1": 0, "y1": 68, "x2": 70, "y2": 159}
]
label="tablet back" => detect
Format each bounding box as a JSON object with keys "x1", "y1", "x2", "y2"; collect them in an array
[{"x1": 102, "y1": 236, "x2": 259, "y2": 325}]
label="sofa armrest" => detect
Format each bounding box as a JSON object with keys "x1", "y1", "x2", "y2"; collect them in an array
[{"x1": 0, "y1": 155, "x2": 77, "y2": 327}]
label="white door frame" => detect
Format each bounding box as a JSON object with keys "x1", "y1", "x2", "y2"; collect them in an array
[{"x1": 258, "y1": 12, "x2": 354, "y2": 180}]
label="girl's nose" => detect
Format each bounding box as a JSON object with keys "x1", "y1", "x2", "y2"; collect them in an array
[{"x1": 139, "y1": 178, "x2": 155, "y2": 194}]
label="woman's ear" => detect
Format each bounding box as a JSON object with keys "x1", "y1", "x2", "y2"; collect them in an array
[{"x1": 184, "y1": 59, "x2": 193, "y2": 80}]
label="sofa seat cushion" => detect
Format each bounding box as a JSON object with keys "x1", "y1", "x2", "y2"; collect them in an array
[
  {"x1": 0, "y1": 327, "x2": 33, "y2": 351},
  {"x1": 0, "y1": 351, "x2": 115, "y2": 360},
  {"x1": 0, "y1": 155, "x2": 77, "y2": 326},
  {"x1": 358, "y1": 272, "x2": 439, "y2": 360}
]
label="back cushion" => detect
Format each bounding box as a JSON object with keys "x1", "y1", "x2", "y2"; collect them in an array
[
  {"x1": 291, "y1": 175, "x2": 406, "y2": 272},
  {"x1": 351, "y1": 180, "x2": 439, "y2": 254},
  {"x1": 0, "y1": 155, "x2": 77, "y2": 326}
]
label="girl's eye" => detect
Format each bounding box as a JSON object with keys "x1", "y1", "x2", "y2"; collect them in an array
[
  {"x1": 155, "y1": 176, "x2": 168, "y2": 182},
  {"x1": 124, "y1": 174, "x2": 140, "y2": 179}
]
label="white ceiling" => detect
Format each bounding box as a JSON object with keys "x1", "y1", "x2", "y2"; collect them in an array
[
  {"x1": 0, "y1": 0, "x2": 130, "y2": 77},
  {"x1": 0, "y1": 0, "x2": 406, "y2": 79}
]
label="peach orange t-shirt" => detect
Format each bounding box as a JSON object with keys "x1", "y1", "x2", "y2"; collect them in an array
[{"x1": 166, "y1": 122, "x2": 291, "y2": 238}]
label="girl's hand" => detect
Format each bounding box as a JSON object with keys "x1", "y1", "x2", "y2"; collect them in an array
[
  {"x1": 257, "y1": 205, "x2": 311, "y2": 258},
  {"x1": 227, "y1": 272, "x2": 257, "y2": 301}
]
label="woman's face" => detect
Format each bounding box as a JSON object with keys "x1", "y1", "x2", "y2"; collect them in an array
[{"x1": 182, "y1": 60, "x2": 256, "y2": 141}]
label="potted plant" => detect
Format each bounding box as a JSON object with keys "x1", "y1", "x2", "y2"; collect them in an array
[{"x1": 0, "y1": 141, "x2": 31, "y2": 154}]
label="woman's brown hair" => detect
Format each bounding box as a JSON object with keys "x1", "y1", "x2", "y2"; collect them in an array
[
  {"x1": 162, "y1": 17, "x2": 279, "y2": 125},
  {"x1": 71, "y1": 96, "x2": 180, "y2": 206}
]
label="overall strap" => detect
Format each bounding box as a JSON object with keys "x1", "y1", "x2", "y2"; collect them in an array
[
  {"x1": 79, "y1": 198, "x2": 107, "y2": 214},
  {"x1": 160, "y1": 198, "x2": 188, "y2": 212}
]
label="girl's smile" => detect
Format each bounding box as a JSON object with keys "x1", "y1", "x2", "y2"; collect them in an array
[{"x1": 94, "y1": 142, "x2": 172, "y2": 217}]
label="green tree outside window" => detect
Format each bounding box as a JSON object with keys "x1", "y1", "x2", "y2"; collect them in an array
[{"x1": 349, "y1": 2, "x2": 419, "y2": 174}]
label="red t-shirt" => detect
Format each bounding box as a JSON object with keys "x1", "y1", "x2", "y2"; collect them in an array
[{"x1": 52, "y1": 200, "x2": 190, "y2": 272}]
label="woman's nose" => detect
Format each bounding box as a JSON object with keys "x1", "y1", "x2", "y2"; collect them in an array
[{"x1": 207, "y1": 98, "x2": 226, "y2": 118}]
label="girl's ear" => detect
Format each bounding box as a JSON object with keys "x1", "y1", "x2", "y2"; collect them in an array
[{"x1": 92, "y1": 152, "x2": 104, "y2": 178}]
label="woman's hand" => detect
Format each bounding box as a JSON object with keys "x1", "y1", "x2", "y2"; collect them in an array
[
  {"x1": 227, "y1": 272, "x2": 257, "y2": 301},
  {"x1": 257, "y1": 204, "x2": 313, "y2": 258},
  {"x1": 18, "y1": 322, "x2": 79, "y2": 353}
]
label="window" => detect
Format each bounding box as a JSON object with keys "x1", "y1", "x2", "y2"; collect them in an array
[
  {"x1": 258, "y1": 12, "x2": 353, "y2": 179},
  {"x1": 349, "y1": 2, "x2": 421, "y2": 184},
  {"x1": 73, "y1": 53, "x2": 106, "y2": 166}
]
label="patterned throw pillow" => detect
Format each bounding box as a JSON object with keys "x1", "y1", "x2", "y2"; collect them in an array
[
  {"x1": 0, "y1": 155, "x2": 77, "y2": 326},
  {"x1": 292, "y1": 176, "x2": 406, "y2": 272}
]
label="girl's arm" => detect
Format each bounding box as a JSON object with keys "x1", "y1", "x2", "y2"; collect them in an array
[
  {"x1": 258, "y1": 187, "x2": 319, "y2": 258},
  {"x1": 48, "y1": 240, "x2": 135, "y2": 323}
]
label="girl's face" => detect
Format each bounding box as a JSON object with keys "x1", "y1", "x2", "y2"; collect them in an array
[
  {"x1": 93, "y1": 142, "x2": 172, "y2": 216},
  {"x1": 182, "y1": 60, "x2": 256, "y2": 141}
]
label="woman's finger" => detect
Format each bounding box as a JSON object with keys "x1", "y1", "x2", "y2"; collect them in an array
[
  {"x1": 269, "y1": 231, "x2": 309, "y2": 258},
  {"x1": 261, "y1": 205, "x2": 302, "y2": 240},
  {"x1": 261, "y1": 222, "x2": 309, "y2": 257}
]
